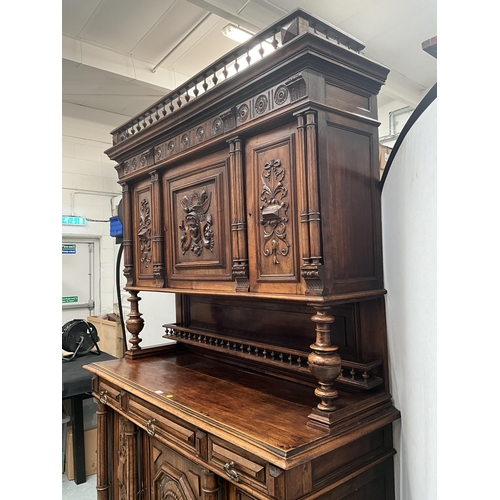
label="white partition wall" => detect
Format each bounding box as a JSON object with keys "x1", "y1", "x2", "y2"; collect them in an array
[
  {"x1": 381, "y1": 97, "x2": 437, "y2": 500},
  {"x1": 62, "y1": 102, "x2": 176, "y2": 343}
]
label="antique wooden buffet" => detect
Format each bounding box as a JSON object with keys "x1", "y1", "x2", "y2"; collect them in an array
[{"x1": 85, "y1": 9, "x2": 401, "y2": 500}]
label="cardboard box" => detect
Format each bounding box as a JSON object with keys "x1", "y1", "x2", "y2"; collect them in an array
[
  {"x1": 65, "y1": 425, "x2": 98, "y2": 480},
  {"x1": 87, "y1": 315, "x2": 125, "y2": 357},
  {"x1": 379, "y1": 145, "x2": 392, "y2": 178}
]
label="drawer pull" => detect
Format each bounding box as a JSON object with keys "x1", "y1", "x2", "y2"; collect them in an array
[
  {"x1": 223, "y1": 461, "x2": 240, "y2": 482},
  {"x1": 98, "y1": 391, "x2": 108, "y2": 404},
  {"x1": 145, "y1": 418, "x2": 156, "y2": 436}
]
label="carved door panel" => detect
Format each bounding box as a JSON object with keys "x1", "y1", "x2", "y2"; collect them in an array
[
  {"x1": 149, "y1": 437, "x2": 220, "y2": 500},
  {"x1": 163, "y1": 149, "x2": 234, "y2": 291},
  {"x1": 245, "y1": 123, "x2": 305, "y2": 295},
  {"x1": 132, "y1": 178, "x2": 163, "y2": 288}
]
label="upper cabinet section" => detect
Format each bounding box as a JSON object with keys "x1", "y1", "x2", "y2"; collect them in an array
[{"x1": 107, "y1": 9, "x2": 390, "y2": 301}]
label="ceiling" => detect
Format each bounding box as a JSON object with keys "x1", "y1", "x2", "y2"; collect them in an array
[{"x1": 62, "y1": 0, "x2": 437, "y2": 120}]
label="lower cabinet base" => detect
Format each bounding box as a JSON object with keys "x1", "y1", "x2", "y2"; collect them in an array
[
  {"x1": 88, "y1": 354, "x2": 399, "y2": 500},
  {"x1": 102, "y1": 408, "x2": 396, "y2": 500}
]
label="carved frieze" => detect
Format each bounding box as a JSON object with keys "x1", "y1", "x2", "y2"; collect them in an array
[
  {"x1": 124, "y1": 148, "x2": 154, "y2": 175},
  {"x1": 118, "y1": 79, "x2": 306, "y2": 179}
]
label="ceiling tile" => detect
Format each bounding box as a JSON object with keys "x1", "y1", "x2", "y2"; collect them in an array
[
  {"x1": 79, "y1": 0, "x2": 178, "y2": 54},
  {"x1": 62, "y1": 0, "x2": 102, "y2": 37},
  {"x1": 132, "y1": 1, "x2": 214, "y2": 64}
]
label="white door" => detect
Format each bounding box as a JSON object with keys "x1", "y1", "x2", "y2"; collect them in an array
[{"x1": 62, "y1": 240, "x2": 97, "y2": 326}]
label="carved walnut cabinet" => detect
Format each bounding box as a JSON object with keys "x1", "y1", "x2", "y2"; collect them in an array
[{"x1": 85, "y1": 9, "x2": 400, "y2": 500}]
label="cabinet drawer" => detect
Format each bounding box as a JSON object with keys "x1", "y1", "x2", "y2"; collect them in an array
[
  {"x1": 208, "y1": 435, "x2": 267, "y2": 492},
  {"x1": 128, "y1": 395, "x2": 199, "y2": 455},
  {"x1": 96, "y1": 379, "x2": 125, "y2": 410}
]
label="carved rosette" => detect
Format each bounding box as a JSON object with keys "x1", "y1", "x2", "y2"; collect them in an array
[
  {"x1": 274, "y1": 85, "x2": 289, "y2": 105},
  {"x1": 260, "y1": 159, "x2": 290, "y2": 264},
  {"x1": 212, "y1": 117, "x2": 223, "y2": 135},
  {"x1": 179, "y1": 190, "x2": 215, "y2": 257},
  {"x1": 180, "y1": 134, "x2": 190, "y2": 149},
  {"x1": 138, "y1": 198, "x2": 152, "y2": 268},
  {"x1": 237, "y1": 104, "x2": 249, "y2": 122},
  {"x1": 196, "y1": 126, "x2": 205, "y2": 142},
  {"x1": 255, "y1": 94, "x2": 268, "y2": 114}
]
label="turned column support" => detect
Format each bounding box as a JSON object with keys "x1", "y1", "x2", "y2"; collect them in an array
[
  {"x1": 125, "y1": 290, "x2": 144, "y2": 357},
  {"x1": 120, "y1": 182, "x2": 134, "y2": 286},
  {"x1": 228, "y1": 136, "x2": 249, "y2": 291},
  {"x1": 295, "y1": 108, "x2": 324, "y2": 295},
  {"x1": 150, "y1": 170, "x2": 165, "y2": 287},
  {"x1": 96, "y1": 401, "x2": 109, "y2": 500},
  {"x1": 201, "y1": 469, "x2": 219, "y2": 500},
  {"x1": 307, "y1": 304, "x2": 342, "y2": 429}
]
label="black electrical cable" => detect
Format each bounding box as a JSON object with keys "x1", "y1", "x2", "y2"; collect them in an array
[{"x1": 116, "y1": 242, "x2": 128, "y2": 351}]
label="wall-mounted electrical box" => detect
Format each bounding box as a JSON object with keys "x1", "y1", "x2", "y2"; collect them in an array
[{"x1": 109, "y1": 216, "x2": 123, "y2": 237}]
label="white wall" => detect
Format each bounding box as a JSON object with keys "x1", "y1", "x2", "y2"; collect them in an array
[
  {"x1": 381, "y1": 100, "x2": 437, "y2": 499},
  {"x1": 62, "y1": 102, "x2": 124, "y2": 315},
  {"x1": 62, "y1": 102, "x2": 175, "y2": 347}
]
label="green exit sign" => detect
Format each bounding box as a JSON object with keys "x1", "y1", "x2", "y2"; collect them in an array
[{"x1": 62, "y1": 216, "x2": 86, "y2": 226}]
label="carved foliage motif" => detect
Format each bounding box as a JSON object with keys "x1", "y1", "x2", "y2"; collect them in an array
[
  {"x1": 260, "y1": 159, "x2": 290, "y2": 264},
  {"x1": 117, "y1": 417, "x2": 127, "y2": 500},
  {"x1": 138, "y1": 198, "x2": 152, "y2": 267},
  {"x1": 179, "y1": 190, "x2": 215, "y2": 257}
]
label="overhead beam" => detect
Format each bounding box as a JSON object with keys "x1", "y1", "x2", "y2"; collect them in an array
[
  {"x1": 379, "y1": 70, "x2": 428, "y2": 109},
  {"x1": 62, "y1": 34, "x2": 189, "y2": 93}
]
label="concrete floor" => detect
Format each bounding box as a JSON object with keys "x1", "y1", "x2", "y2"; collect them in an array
[{"x1": 62, "y1": 473, "x2": 97, "y2": 499}]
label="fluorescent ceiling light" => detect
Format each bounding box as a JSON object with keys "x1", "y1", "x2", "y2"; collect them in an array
[{"x1": 221, "y1": 24, "x2": 253, "y2": 43}]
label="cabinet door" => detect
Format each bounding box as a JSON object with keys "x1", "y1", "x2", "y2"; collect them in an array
[
  {"x1": 132, "y1": 178, "x2": 158, "y2": 287},
  {"x1": 245, "y1": 123, "x2": 305, "y2": 295},
  {"x1": 163, "y1": 149, "x2": 234, "y2": 291},
  {"x1": 149, "y1": 437, "x2": 220, "y2": 500}
]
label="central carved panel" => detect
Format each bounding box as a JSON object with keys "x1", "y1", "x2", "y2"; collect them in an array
[{"x1": 179, "y1": 190, "x2": 215, "y2": 257}]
